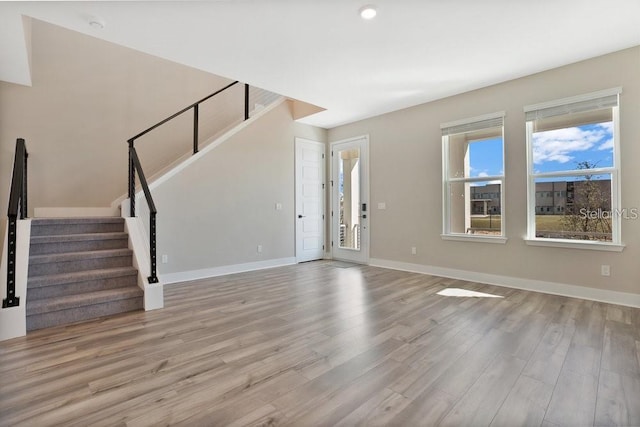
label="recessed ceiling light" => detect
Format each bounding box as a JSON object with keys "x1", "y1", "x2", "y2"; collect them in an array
[{"x1": 359, "y1": 5, "x2": 377, "y2": 20}]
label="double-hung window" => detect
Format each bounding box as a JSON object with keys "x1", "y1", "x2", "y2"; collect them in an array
[
  {"x1": 524, "y1": 87, "x2": 623, "y2": 251},
  {"x1": 441, "y1": 112, "x2": 506, "y2": 242}
]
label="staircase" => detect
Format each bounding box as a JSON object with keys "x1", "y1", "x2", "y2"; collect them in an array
[{"x1": 26, "y1": 217, "x2": 143, "y2": 331}]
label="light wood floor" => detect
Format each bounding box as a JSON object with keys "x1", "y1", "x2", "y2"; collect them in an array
[{"x1": 1, "y1": 261, "x2": 639, "y2": 426}]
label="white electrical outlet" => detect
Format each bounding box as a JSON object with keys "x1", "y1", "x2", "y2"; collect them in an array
[
  {"x1": 601, "y1": 265, "x2": 610, "y2": 276},
  {"x1": 257, "y1": 244, "x2": 263, "y2": 253},
  {"x1": 162, "y1": 254, "x2": 168, "y2": 264},
  {"x1": 411, "y1": 246, "x2": 417, "y2": 255},
  {"x1": 275, "y1": 203, "x2": 282, "y2": 210},
  {"x1": 378, "y1": 202, "x2": 386, "y2": 210}
]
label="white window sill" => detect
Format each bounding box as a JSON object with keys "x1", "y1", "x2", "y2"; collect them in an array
[
  {"x1": 441, "y1": 234, "x2": 507, "y2": 244},
  {"x1": 524, "y1": 238, "x2": 625, "y2": 252}
]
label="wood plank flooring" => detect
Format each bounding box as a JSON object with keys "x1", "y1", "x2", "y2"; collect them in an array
[{"x1": 1, "y1": 261, "x2": 639, "y2": 426}]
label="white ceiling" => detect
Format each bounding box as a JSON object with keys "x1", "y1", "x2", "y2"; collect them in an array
[{"x1": 1, "y1": 1, "x2": 639, "y2": 129}]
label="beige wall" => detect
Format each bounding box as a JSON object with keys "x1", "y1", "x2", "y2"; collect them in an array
[
  {"x1": 328, "y1": 47, "x2": 640, "y2": 296},
  {"x1": 147, "y1": 101, "x2": 326, "y2": 274},
  {"x1": 0, "y1": 19, "x2": 329, "y2": 275},
  {"x1": 0, "y1": 19, "x2": 242, "y2": 222},
  {"x1": 2, "y1": 18, "x2": 638, "y2": 295}
]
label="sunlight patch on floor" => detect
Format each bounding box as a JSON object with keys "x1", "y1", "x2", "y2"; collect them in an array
[{"x1": 437, "y1": 288, "x2": 504, "y2": 298}]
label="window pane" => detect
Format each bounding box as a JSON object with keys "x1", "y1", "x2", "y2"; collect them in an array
[
  {"x1": 338, "y1": 148, "x2": 360, "y2": 250},
  {"x1": 470, "y1": 181, "x2": 502, "y2": 235},
  {"x1": 448, "y1": 127, "x2": 503, "y2": 178},
  {"x1": 532, "y1": 121, "x2": 613, "y2": 174},
  {"x1": 526, "y1": 95, "x2": 620, "y2": 245},
  {"x1": 448, "y1": 181, "x2": 467, "y2": 234},
  {"x1": 468, "y1": 137, "x2": 503, "y2": 178},
  {"x1": 534, "y1": 174, "x2": 612, "y2": 241},
  {"x1": 449, "y1": 181, "x2": 502, "y2": 235}
]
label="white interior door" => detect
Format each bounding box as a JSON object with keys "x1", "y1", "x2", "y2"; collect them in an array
[
  {"x1": 331, "y1": 136, "x2": 369, "y2": 264},
  {"x1": 295, "y1": 138, "x2": 325, "y2": 263}
]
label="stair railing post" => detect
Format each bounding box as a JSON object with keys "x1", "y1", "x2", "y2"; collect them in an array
[
  {"x1": 128, "y1": 140, "x2": 136, "y2": 217},
  {"x1": 148, "y1": 211, "x2": 158, "y2": 284},
  {"x1": 193, "y1": 104, "x2": 199, "y2": 154},
  {"x1": 244, "y1": 83, "x2": 250, "y2": 120},
  {"x1": 21, "y1": 151, "x2": 28, "y2": 219},
  {"x1": 2, "y1": 214, "x2": 19, "y2": 308},
  {"x1": 4, "y1": 138, "x2": 26, "y2": 308}
]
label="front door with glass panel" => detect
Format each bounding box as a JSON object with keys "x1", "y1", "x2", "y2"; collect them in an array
[{"x1": 331, "y1": 136, "x2": 369, "y2": 264}]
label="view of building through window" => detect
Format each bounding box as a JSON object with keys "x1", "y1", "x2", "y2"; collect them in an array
[
  {"x1": 443, "y1": 92, "x2": 621, "y2": 244},
  {"x1": 442, "y1": 113, "x2": 505, "y2": 237},
  {"x1": 524, "y1": 88, "x2": 621, "y2": 245},
  {"x1": 531, "y1": 120, "x2": 614, "y2": 241},
  {"x1": 525, "y1": 95, "x2": 621, "y2": 245},
  {"x1": 471, "y1": 170, "x2": 613, "y2": 240},
  {"x1": 467, "y1": 118, "x2": 616, "y2": 240}
]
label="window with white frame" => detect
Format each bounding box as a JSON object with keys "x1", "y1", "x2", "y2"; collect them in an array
[
  {"x1": 524, "y1": 88, "x2": 622, "y2": 249},
  {"x1": 441, "y1": 112, "x2": 505, "y2": 240}
]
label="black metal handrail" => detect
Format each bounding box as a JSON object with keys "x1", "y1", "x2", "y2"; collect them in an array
[
  {"x1": 127, "y1": 81, "x2": 252, "y2": 284},
  {"x1": 4, "y1": 138, "x2": 28, "y2": 308},
  {"x1": 128, "y1": 146, "x2": 158, "y2": 283},
  {"x1": 128, "y1": 80, "x2": 243, "y2": 153}
]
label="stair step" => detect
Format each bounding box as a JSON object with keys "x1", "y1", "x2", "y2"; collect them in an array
[
  {"x1": 26, "y1": 288, "x2": 143, "y2": 331},
  {"x1": 31, "y1": 217, "x2": 125, "y2": 236},
  {"x1": 30, "y1": 232, "x2": 129, "y2": 255},
  {"x1": 27, "y1": 267, "x2": 138, "y2": 300},
  {"x1": 29, "y1": 248, "x2": 133, "y2": 276},
  {"x1": 24, "y1": 216, "x2": 147, "y2": 331},
  {"x1": 27, "y1": 287, "x2": 143, "y2": 315}
]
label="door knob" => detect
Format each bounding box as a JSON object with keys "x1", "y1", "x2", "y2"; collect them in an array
[{"x1": 298, "y1": 214, "x2": 306, "y2": 218}]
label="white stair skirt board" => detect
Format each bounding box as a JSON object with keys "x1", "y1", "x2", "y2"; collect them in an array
[
  {"x1": 35, "y1": 207, "x2": 120, "y2": 218},
  {"x1": 161, "y1": 257, "x2": 297, "y2": 285},
  {"x1": 370, "y1": 258, "x2": 640, "y2": 309},
  {"x1": 0, "y1": 219, "x2": 31, "y2": 341},
  {"x1": 123, "y1": 217, "x2": 163, "y2": 310}
]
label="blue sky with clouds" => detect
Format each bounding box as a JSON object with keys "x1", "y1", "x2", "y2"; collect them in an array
[
  {"x1": 469, "y1": 137, "x2": 503, "y2": 178},
  {"x1": 468, "y1": 121, "x2": 613, "y2": 181},
  {"x1": 532, "y1": 122, "x2": 613, "y2": 173}
]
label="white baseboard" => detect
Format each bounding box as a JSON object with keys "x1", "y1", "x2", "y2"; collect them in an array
[
  {"x1": 34, "y1": 207, "x2": 119, "y2": 217},
  {"x1": 369, "y1": 258, "x2": 640, "y2": 309},
  {"x1": 161, "y1": 257, "x2": 297, "y2": 285}
]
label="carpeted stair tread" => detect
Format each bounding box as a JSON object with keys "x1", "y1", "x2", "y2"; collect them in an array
[
  {"x1": 29, "y1": 248, "x2": 133, "y2": 277},
  {"x1": 26, "y1": 297, "x2": 143, "y2": 331},
  {"x1": 29, "y1": 232, "x2": 129, "y2": 255},
  {"x1": 30, "y1": 217, "x2": 125, "y2": 236},
  {"x1": 28, "y1": 267, "x2": 138, "y2": 289},
  {"x1": 30, "y1": 217, "x2": 124, "y2": 225},
  {"x1": 30, "y1": 248, "x2": 133, "y2": 264},
  {"x1": 31, "y1": 232, "x2": 128, "y2": 243},
  {"x1": 26, "y1": 287, "x2": 143, "y2": 316},
  {"x1": 26, "y1": 266, "x2": 139, "y2": 300}
]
